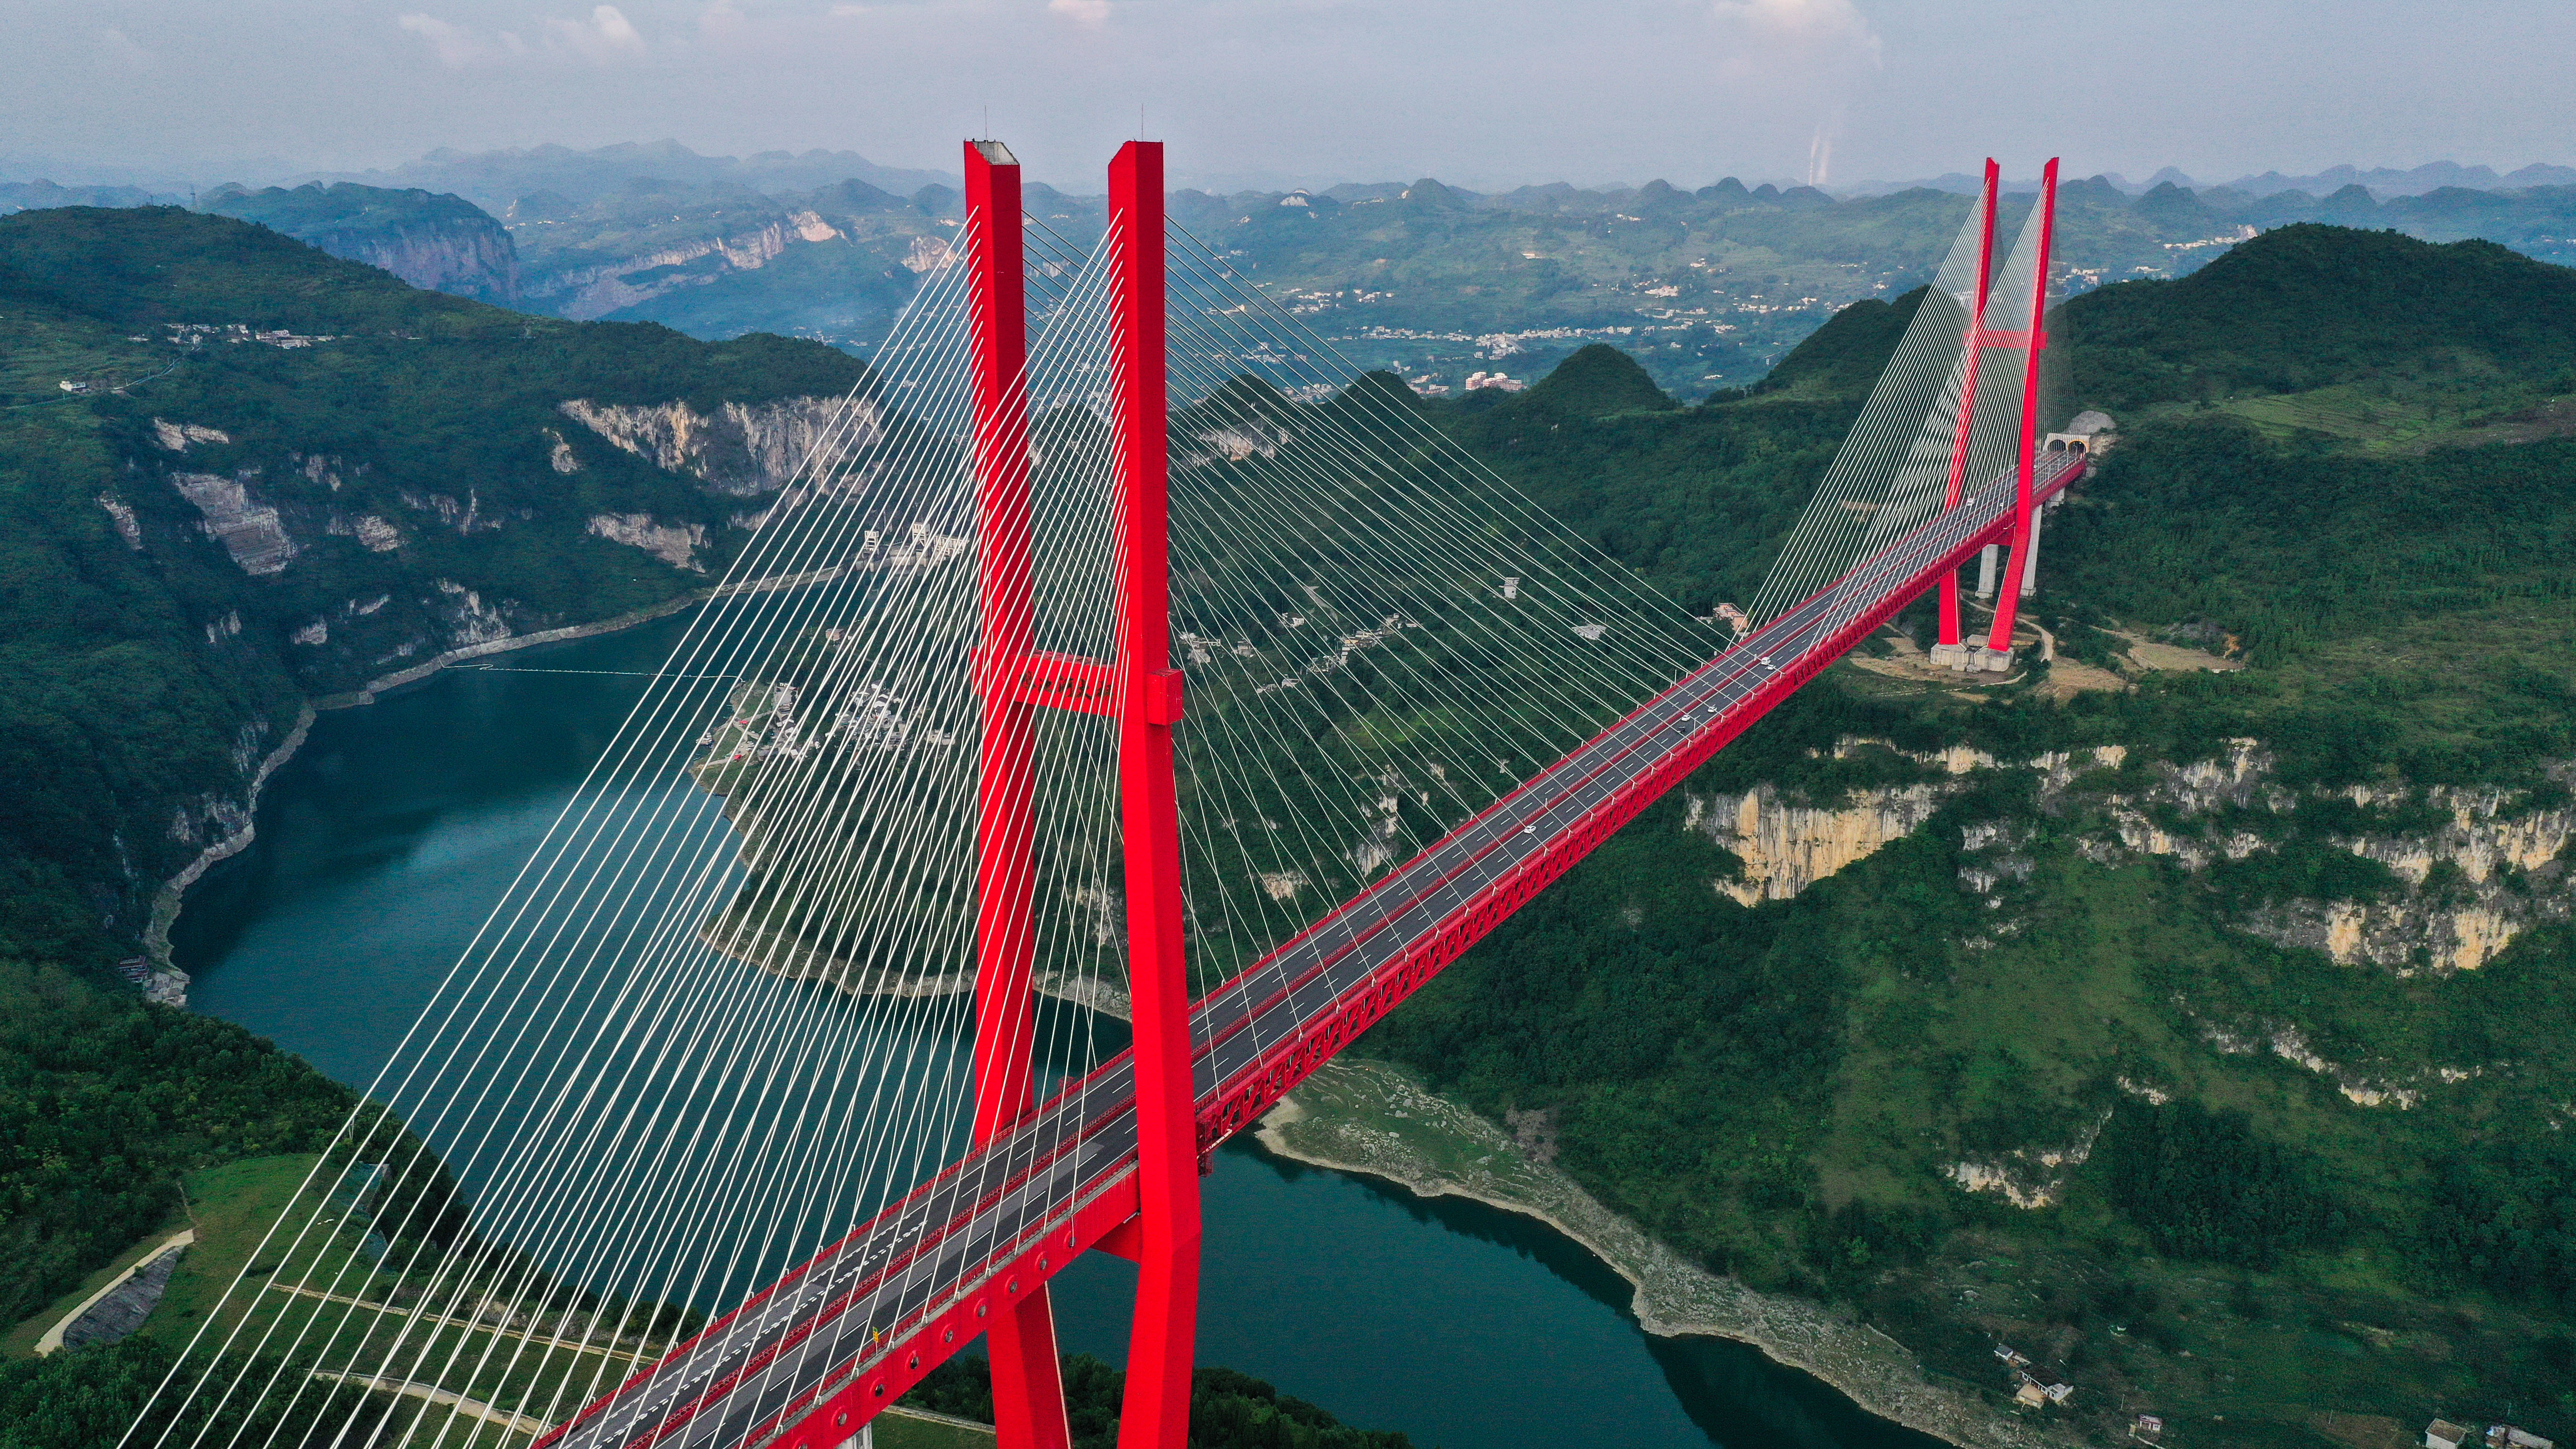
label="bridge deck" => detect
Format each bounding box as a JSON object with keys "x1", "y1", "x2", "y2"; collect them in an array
[{"x1": 535, "y1": 454, "x2": 2085, "y2": 1449}]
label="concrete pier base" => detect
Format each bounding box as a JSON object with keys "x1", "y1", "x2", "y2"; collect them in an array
[
  {"x1": 1974, "y1": 646, "x2": 2016, "y2": 673},
  {"x1": 1928, "y1": 643, "x2": 1979, "y2": 671}
]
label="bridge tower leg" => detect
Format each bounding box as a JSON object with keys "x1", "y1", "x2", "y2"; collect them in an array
[
  {"x1": 1982, "y1": 156, "x2": 2060, "y2": 670},
  {"x1": 963, "y1": 137, "x2": 1075, "y2": 1449},
  {"x1": 1106, "y1": 138, "x2": 1203, "y2": 1449},
  {"x1": 1930, "y1": 159, "x2": 1999, "y2": 672}
]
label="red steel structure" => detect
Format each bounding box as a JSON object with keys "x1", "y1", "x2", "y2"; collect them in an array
[
  {"x1": 961, "y1": 138, "x2": 1074, "y2": 1449},
  {"x1": 965, "y1": 139, "x2": 1198, "y2": 1449},
  {"x1": 1102, "y1": 138, "x2": 1204, "y2": 1449},
  {"x1": 1934, "y1": 158, "x2": 2001, "y2": 653},
  {"x1": 1984, "y1": 157, "x2": 2061, "y2": 660},
  {"x1": 534, "y1": 142, "x2": 2074, "y2": 1449}
]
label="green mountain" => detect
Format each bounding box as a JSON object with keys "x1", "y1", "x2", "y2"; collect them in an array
[
  {"x1": 0, "y1": 205, "x2": 866, "y2": 970},
  {"x1": 1368, "y1": 224, "x2": 2576, "y2": 1443},
  {"x1": 6, "y1": 206, "x2": 2576, "y2": 1446},
  {"x1": 200, "y1": 181, "x2": 522, "y2": 306}
]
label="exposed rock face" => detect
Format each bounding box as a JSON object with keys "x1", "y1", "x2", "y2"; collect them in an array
[
  {"x1": 200, "y1": 182, "x2": 521, "y2": 305},
  {"x1": 2340, "y1": 782, "x2": 2576, "y2": 884},
  {"x1": 2098, "y1": 748, "x2": 2574, "y2": 975},
  {"x1": 170, "y1": 793, "x2": 251, "y2": 848},
  {"x1": 314, "y1": 224, "x2": 518, "y2": 303},
  {"x1": 2238, "y1": 783, "x2": 2576, "y2": 973},
  {"x1": 541, "y1": 220, "x2": 801, "y2": 320},
  {"x1": 1685, "y1": 781, "x2": 1959, "y2": 904},
  {"x1": 559, "y1": 396, "x2": 865, "y2": 497},
  {"x1": 97, "y1": 495, "x2": 142, "y2": 548},
  {"x1": 1946, "y1": 1114, "x2": 2108, "y2": 1209},
  {"x1": 325, "y1": 513, "x2": 403, "y2": 552},
  {"x1": 588, "y1": 513, "x2": 708, "y2": 572},
  {"x1": 434, "y1": 580, "x2": 512, "y2": 645},
  {"x1": 401, "y1": 488, "x2": 499, "y2": 533},
  {"x1": 2199, "y1": 1020, "x2": 2431, "y2": 1108},
  {"x1": 169, "y1": 471, "x2": 297, "y2": 574},
  {"x1": 149, "y1": 419, "x2": 233, "y2": 452},
  {"x1": 902, "y1": 235, "x2": 954, "y2": 274},
  {"x1": 1689, "y1": 733, "x2": 2568, "y2": 980}
]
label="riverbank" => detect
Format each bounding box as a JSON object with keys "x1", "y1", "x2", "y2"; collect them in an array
[
  {"x1": 1256, "y1": 1058, "x2": 2075, "y2": 1449},
  {"x1": 139, "y1": 565, "x2": 851, "y2": 993}
]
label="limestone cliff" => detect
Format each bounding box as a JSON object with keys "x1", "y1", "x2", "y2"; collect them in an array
[
  {"x1": 336, "y1": 225, "x2": 519, "y2": 305},
  {"x1": 201, "y1": 181, "x2": 520, "y2": 305},
  {"x1": 559, "y1": 396, "x2": 869, "y2": 497},
  {"x1": 587, "y1": 513, "x2": 708, "y2": 572},
  {"x1": 523, "y1": 212, "x2": 841, "y2": 320},
  {"x1": 2239, "y1": 780, "x2": 2576, "y2": 973},
  {"x1": 168, "y1": 471, "x2": 298, "y2": 575},
  {"x1": 1690, "y1": 735, "x2": 2570, "y2": 977},
  {"x1": 1684, "y1": 781, "x2": 1958, "y2": 904}
]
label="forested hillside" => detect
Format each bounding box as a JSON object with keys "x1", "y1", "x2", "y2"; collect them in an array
[
  {"x1": 0, "y1": 205, "x2": 867, "y2": 971},
  {"x1": 6, "y1": 206, "x2": 2573, "y2": 1446},
  {"x1": 1369, "y1": 225, "x2": 2576, "y2": 1443},
  {"x1": 200, "y1": 181, "x2": 523, "y2": 305},
  {"x1": 0, "y1": 208, "x2": 875, "y2": 1433}
]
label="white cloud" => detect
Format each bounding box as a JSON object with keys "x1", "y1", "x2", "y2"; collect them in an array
[
  {"x1": 549, "y1": 4, "x2": 647, "y2": 60},
  {"x1": 1048, "y1": 0, "x2": 1112, "y2": 26},
  {"x1": 397, "y1": 13, "x2": 488, "y2": 65},
  {"x1": 1711, "y1": 0, "x2": 1881, "y2": 64},
  {"x1": 400, "y1": 7, "x2": 641, "y2": 66}
]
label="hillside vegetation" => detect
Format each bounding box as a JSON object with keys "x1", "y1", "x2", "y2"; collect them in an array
[
  {"x1": 5, "y1": 206, "x2": 2572, "y2": 1446},
  {"x1": 0, "y1": 207, "x2": 879, "y2": 1440},
  {"x1": 0, "y1": 205, "x2": 867, "y2": 968},
  {"x1": 1370, "y1": 224, "x2": 2576, "y2": 1443}
]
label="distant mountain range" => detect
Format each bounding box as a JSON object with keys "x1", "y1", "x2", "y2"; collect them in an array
[
  {"x1": 1841, "y1": 159, "x2": 2576, "y2": 199},
  {"x1": 8, "y1": 145, "x2": 2576, "y2": 402},
  {"x1": 298, "y1": 140, "x2": 955, "y2": 214}
]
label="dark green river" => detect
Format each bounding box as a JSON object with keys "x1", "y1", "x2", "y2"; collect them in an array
[{"x1": 174, "y1": 612, "x2": 1949, "y2": 1449}]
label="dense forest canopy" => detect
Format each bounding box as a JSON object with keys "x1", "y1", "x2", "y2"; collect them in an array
[
  {"x1": 0, "y1": 207, "x2": 868, "y2": 967},
  {"x1": 1366, "y1": 221, "x2": 2576, "y2": 1435}
]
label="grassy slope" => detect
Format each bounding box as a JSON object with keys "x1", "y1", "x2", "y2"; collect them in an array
[{"x1": 1370, "y1": 225, "x2": 2576, "y2": 1442}]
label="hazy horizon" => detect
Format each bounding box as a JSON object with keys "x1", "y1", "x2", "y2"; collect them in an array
[
  {"x1": 6, "y1": 138, "x2": 2570, "y2": 209},
  {"x1": 7, "y1": 0, "x2": 2571, "y2": 198}
]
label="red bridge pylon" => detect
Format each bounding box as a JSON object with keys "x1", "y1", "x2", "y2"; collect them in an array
[{"x1": 961, "y1": 137, "x2": 1200, "y2": 1449}]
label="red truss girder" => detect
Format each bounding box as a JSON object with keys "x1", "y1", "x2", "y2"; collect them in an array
[
  {"x1": 1193, "y1": 454, "x2": 2084, "y2": 1145},
  {"x1": 539, "y1": 450, "x2": 2086, "y2": 1449}
]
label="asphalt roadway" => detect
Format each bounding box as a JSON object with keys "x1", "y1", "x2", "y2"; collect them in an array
[{"x1": 539, "y1": 453, "x2": 2085, "y2": 1449}]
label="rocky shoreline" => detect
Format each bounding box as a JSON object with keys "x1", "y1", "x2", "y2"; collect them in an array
[
  {"x1": 1256, "y1": 1058, "x2": 2074, "y2": 1449},
  {"x1": 136, "y1": 571, "x2": 2056, "y2": 1446},
  {"x1": 140, "y1": 569, "x2": 845, "y2": 995}
]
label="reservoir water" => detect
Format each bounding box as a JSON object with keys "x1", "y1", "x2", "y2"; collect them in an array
[{"x1": 175, "y1": 612, "x2": 1948, "y2": 1449}]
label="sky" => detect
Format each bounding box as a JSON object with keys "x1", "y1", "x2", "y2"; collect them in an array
[{"x1": 6, "y1": 0, "x2": 2572, "y2": 194}]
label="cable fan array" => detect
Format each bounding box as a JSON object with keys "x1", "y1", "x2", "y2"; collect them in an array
[
  {"x1": 118, "y1": 170, "x2": 2047, "y2": 1449},
  {"x1": 1749, "y1": 170, "x2": 2047, "y2": 635}
]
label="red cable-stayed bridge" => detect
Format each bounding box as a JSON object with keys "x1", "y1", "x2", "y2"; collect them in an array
[{"x1": 129, "y1": 142, "x2": 2080, "y2": 1449}]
